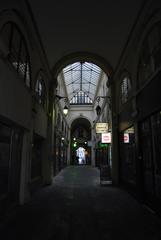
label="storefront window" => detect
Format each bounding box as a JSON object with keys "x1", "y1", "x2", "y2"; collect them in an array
[
  {"x1": 151, "y1": 112, "x2": 161, "y2": 175},
  {"x1": 119, "y1": 126, "x2": 136, "y2": 185},
  {"x1": 0, "y1": 123, "x2": 11, "y2": 196}
]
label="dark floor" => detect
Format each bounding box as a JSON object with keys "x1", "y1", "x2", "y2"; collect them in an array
[{"x1": 1, "y1": 166, "x2": 161, "y2": 240}]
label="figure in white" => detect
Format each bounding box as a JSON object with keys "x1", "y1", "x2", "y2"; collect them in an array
[{"x1": 76, "y1": 147, "x2": 86, "y2": 164}]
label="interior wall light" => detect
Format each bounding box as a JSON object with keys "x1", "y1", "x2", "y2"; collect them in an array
[
  {"x1": 95, "y1": 97, "x2": 101, "y2": 116},
  {"x1": 63, "y1": 105, "x2": 68, "y2": 116},
  {"x1": 95, "y1": 96, "x2": 111, "y2": 116},
  {"x1": 56, "y1": 95, "x2": 69, "y2": 116}
]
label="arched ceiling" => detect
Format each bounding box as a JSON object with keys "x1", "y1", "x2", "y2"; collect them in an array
[{"x1": 27, "y1": 0, "x2": 144, "y2": 71}]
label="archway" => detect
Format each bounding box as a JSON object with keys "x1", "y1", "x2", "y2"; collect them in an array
[
  {"x1": 70, "y1": 118, "x2": 91, "y2": 165},
  {"x1": 52, "y1": 51, "x2": 113, "y2": 83},
  {"x1": 53, "y1": 52, "x2": 112, "y2": 169}
]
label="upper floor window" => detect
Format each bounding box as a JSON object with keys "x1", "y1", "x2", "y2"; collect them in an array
[
  {"x1": 35, "y1": 72, "x2": 47, "y2": 108},
  {"x1": 149, "y1": 22, "x2": 161, "y2": 70},
  {"x1": 138, "y1": 21, "x2": 161, "y2": 87},
  {"x1": 0, "y1": 22, "x2": 31, "y2": 87},
  {"x1": 70, "y1": 91, "x2": 92, "y2": 105},
  {"x1": 138, "y1": 38, "x2": 153, "y2": 87},
  {"x1": 120, "y1": 76, "x2": 131, "y2": 104}
]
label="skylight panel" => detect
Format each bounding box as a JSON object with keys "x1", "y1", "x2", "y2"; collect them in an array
[{"x1": 61, "y1": 61, "x2": 103, "y2": 104}]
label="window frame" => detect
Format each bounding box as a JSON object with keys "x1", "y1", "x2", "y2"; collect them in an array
[
  {"x1": 137, "y1": 21, "x2": 161, "y2": 89},
  {"x1": 0, "y1": 22, "x2": 32, "y2": 88},
  {"x1": 120, "y1": 73, "x2": 132, "y2": 105},
  {"x1": 35, "y1": 71, "x2": 47, "y2": 109}
]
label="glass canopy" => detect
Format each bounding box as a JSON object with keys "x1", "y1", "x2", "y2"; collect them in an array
[{"x1": 62, "y1": 62, "x2": 103, "y2": 104}]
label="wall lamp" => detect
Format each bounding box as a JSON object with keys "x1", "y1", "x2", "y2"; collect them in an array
[
  {"x1": 95, "y1": 96, "x2": 111, "y2": 116},
  {"x1": 56, "y1": 95, "x2": 69, "y2": 116}
]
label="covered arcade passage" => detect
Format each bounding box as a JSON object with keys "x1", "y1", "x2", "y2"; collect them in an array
[
  {"x1": 1, "y1": 0, "x2": 161, "y2": 239},
  {"x1": 55, "y1": 59, "x2": 111, "y2": 171},
  {"x1": 70, "y1": 118, "x2": 92, "y2": 165}
]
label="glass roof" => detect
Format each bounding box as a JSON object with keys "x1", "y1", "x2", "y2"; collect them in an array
[{"x1": 62, "y1": 62, "x2": 102, "y2": 103}]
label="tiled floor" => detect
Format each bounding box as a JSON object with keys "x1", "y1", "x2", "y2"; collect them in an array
[{"x1": 1, "y1": 166, "x2": 161, "y2": 240}]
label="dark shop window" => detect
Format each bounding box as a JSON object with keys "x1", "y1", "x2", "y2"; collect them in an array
[
  {"x1": 0, "y1": 123, "x2": 11, "y2": 196},
  {"x1": 31, "y1": 134, "x2": 43, "y2": 179}
]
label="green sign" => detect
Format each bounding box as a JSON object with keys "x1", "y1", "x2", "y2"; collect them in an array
[{"x1": 98, "y1": 143, "x2": 108, "y2": 148}]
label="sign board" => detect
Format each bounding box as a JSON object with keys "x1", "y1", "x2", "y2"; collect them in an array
[
  {"x1": 96, "y1": 123, "x2": 108, "y2": 133},
  {"x1": 87, "y1": 141, "x2": 92, "y2": 147},
  {"x1": 102, "y1": 132, "x2": 111, "y2": 143},
  {"x1": 124, "y1": 133, "x2": 129, "y2": 143}
]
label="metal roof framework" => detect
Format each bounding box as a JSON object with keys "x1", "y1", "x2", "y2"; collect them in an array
[{"x1": 62, "y1": 62, "x2": 102, "y2": 104}]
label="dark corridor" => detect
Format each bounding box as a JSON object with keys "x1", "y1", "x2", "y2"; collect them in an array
[{"x1": 1, "y1": 166, "x2": 161, "y2": 240}]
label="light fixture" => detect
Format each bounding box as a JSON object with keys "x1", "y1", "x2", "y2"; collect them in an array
[
  {"x1": 95, "y1": 96, "x2": 111, "y2": 115},
  {"x1": 73, "y1": 142, "x2": 77, "y2": 147},
  {"x1": 63, "y1": 105, "x2": 68, "y2": 116},
  {"x1": 95, "y1": 97, "x2": 101, "y2": 116},
  {"x1": 96, "y1": 105, "x2": 101, "y2": 116},
  {"x1": 56, "y1": 95, "x2": 69, "y2": 116}
]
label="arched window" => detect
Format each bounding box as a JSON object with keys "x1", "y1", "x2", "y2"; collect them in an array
[
  {"x1": 138, "y1": 38, "x2": 153, "y2": 87},
  {"x1": 35, "y1": 72, "x2": 47, "y2": 108},
  {"x1": 138, "y1": 21, "x2": 161, "y2": 87},
  {"x1": 0, "y1": 22, "x2": 31, "y2": 87},
  {"x1": 70, "y1": 91, "x2": 93, "y2": 104},
  {"x1": 149, "y1": 22, "x2": 161, "y2": 70},
  {"x1": 120, "y1": 75, "x2": 131, "y2": 104}
]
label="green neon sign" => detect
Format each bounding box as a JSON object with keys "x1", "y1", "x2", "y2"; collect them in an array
[{"x1": 98, "y1": 143, "x2": 108, "y2": 148}]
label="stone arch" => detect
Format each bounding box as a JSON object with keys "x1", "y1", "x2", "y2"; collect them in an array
[
  {"x1": 52, "y1": 51, "x2": 113, "y2": 85},
  {"x1": 69, "y1": 115, "x2": 92, "y2": 129},
  {"x1": 0, "y1": 9, "x2": 33, "y2": 51},
  {"x1": 71, "y1": 116, "x2": 91, "y2": 130},
  {"x1": 70, "y1": 117, "x2": 92, "y2": 165}
]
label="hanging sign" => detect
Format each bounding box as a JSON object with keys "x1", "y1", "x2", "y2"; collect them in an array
[
  {"x1": 96, "y1": 123, "x2": 108, "y2": 133},
  {"x1": 101, "y1": 132, "x2": 111, "y2": 143}
]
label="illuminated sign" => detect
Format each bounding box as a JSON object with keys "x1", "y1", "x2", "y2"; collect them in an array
[
  {"x1": 99, "y1": 143, "x2": 108, "y2": 148},
  {"x1": 124, "y1": 133, "x2": 129, "y2": 143},
  {"x1": 102, "y1": 132, "x2": 111, "y2": 143},
  {"x1": 96, "y1": 123, "x2": 108, "y2": 133}
]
